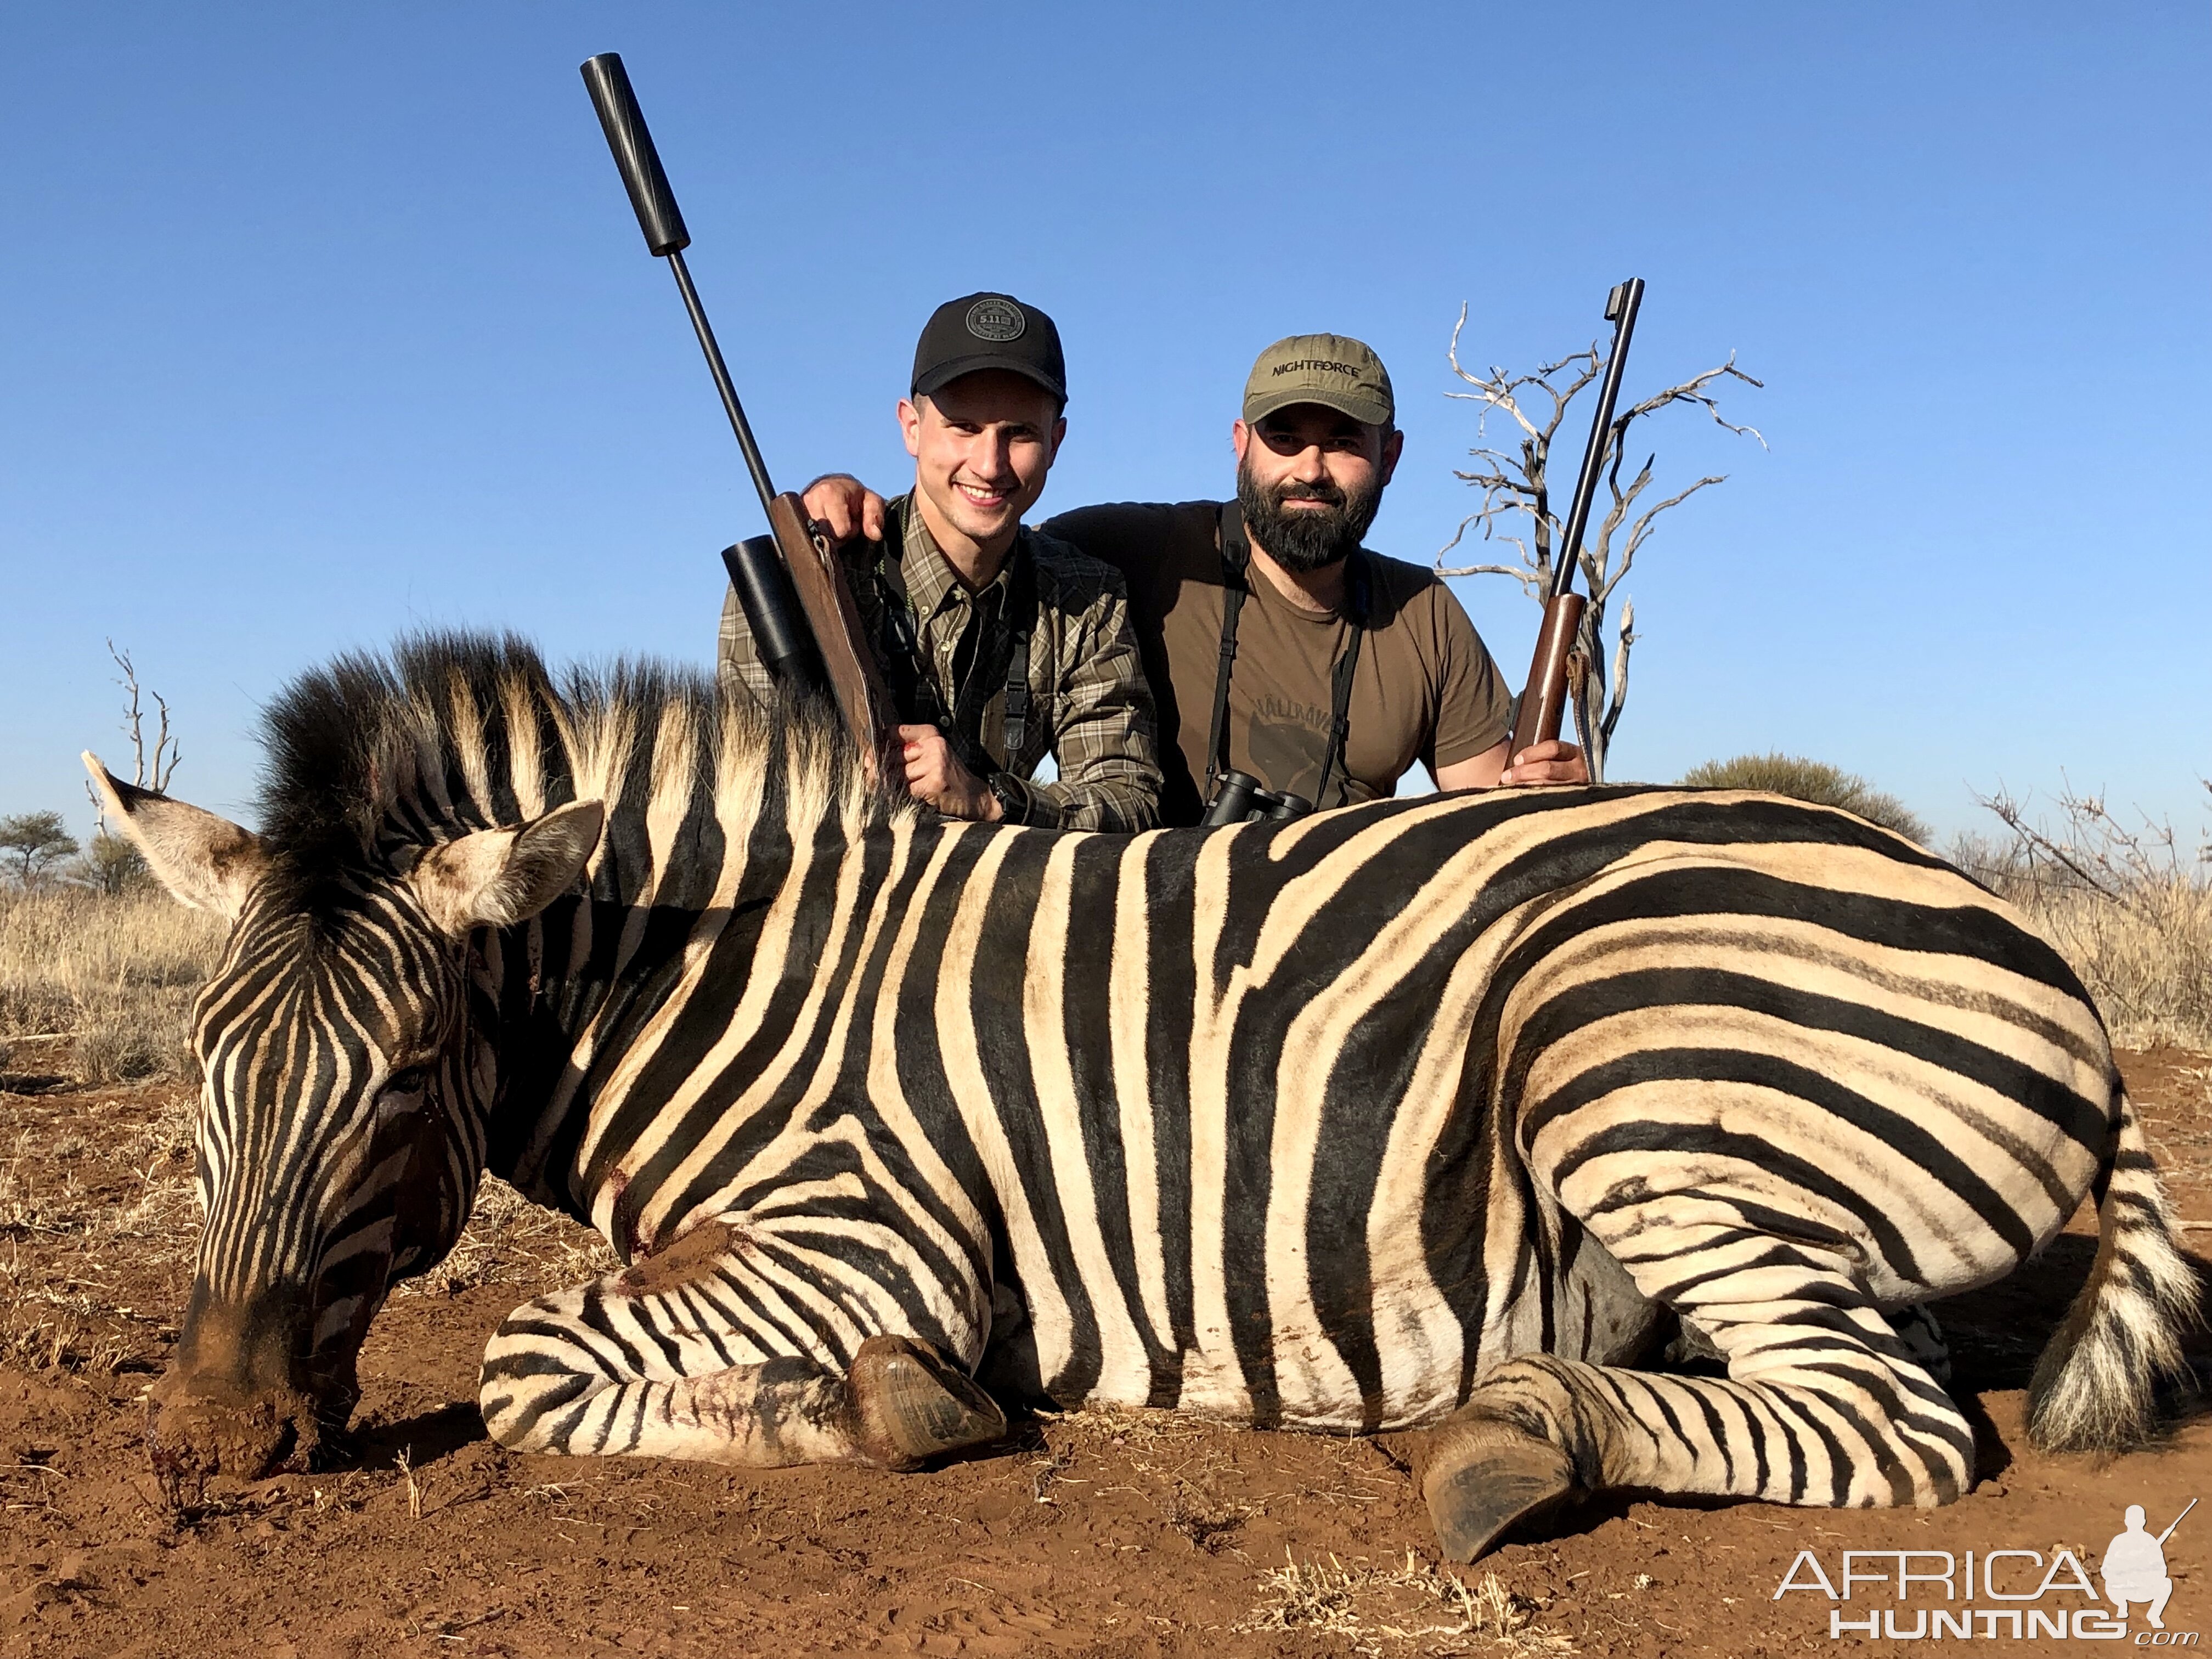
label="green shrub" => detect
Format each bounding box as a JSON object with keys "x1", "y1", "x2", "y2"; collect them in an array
[{"x1": 1679, "y1": 752, "x2": 1931, "y2": 844}]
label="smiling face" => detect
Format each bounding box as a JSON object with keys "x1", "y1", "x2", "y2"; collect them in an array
[
  {"x1": 899, "y1": 369, "x2": 1066, "y2": 566},
  {"x1": 1231, "y1": 403, "x2": 1403, "y2": 574}
]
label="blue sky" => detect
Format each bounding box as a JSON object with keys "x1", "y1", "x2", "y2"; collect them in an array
[{"x1": 4, "y1": 3, "x2": 2206, "y2": 844}]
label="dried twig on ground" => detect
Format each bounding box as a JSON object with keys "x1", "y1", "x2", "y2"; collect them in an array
[{"x1": 1240, "y1": 1550, "x2": 1567, "y2": 1655}]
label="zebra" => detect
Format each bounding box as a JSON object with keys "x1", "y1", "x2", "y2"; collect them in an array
[{"x1": 93, "y1": 633, "x2": 2195, "y2": 1561}]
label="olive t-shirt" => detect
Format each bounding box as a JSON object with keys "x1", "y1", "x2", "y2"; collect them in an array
[{"x1": 1041, "y1": 500, "x2": 1513, "y2": 825}]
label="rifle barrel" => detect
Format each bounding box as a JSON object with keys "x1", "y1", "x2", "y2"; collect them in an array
[
  {"x1": 1551, "y1": 277, "x2": 1646, "y2": 601},
  {"x1": 580, "y1": 52, "x2": 780, "y2": 524},
  {"x1": 665, "y1": 248, "x2": 781, "y2": 524}
]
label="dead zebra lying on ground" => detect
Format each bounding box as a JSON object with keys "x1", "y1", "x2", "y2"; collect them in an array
[{"x1": 95, "y1": 634, "x2": 2195, "y2": 1560}]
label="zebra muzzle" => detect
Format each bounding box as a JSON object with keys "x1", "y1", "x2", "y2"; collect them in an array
[
  {"x1": 144, "y1": 1382, "x2": 323, "y2": 1503},
  {"x1": 145, "y1": 1291, "x2": 349, "y2": 1499}
]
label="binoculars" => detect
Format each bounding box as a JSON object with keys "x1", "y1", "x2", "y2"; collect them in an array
[{"x1": 1199, "y1": 770, "x2": 1314, "y2": 827}]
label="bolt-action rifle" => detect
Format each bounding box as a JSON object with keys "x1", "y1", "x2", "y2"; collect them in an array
[
  {"x1": 1507, "y1": 276, "x2": 1644, "y2": 767},
  {"x1": 579, "y1": 52, "x2": 897, "y2": 769}
]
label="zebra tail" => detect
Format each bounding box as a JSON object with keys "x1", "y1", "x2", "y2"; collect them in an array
[{"x1": 2026, "y1": 1091, "x2": 2202, "y2": 1453}]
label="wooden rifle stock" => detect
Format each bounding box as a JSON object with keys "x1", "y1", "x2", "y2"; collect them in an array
[
  {"x1": 1508, "y1": 591, "x2": 1585, "y2": 758},
  {"x1": 765, "y1": 493, "x2": 899, "y2": 769},
  {"x1": 1510, "y1": 276, "x2": 1644, "y2": 773}
]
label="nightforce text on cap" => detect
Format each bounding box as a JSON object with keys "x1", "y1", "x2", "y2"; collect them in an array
[{"x1": 1242, "y1": 333, "x2": 1393, "y2": 427}]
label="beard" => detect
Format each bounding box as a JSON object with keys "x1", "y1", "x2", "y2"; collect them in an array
[{"x1": 1235, "y1": 458, "x2": 1384, "y2": 574}]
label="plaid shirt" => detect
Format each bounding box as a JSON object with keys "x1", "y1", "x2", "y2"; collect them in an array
[{"x1": 718, "y1": 494, "x2": 1162, "y2": 830}]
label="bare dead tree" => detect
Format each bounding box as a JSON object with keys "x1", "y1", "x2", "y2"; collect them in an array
[
  {"x1": 108, "y1": 639, "x2": 182, "y2": 792},
  {"x1": 1437, "y1": 306, "x2": 1764, "y2": 779},
  {"x1": 83, "y1": 640, "x2": 183, "y2": 836}
]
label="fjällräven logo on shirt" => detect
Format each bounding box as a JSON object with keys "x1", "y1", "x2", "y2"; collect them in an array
[{"x1": 966, "y1": 298, "x2": 1025, "y2": 342}]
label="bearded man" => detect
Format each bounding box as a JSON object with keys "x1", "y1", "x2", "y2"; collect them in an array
[{"x1": 805, "y1": 334, "x2": 1584, "y2": 825}]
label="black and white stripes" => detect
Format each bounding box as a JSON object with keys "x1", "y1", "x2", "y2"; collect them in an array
[{"x1": 120, "y1": 634, "x2": 2194, "y2": 1548}]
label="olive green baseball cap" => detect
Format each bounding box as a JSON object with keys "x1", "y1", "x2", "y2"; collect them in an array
[{"x1": 1242, "y1": 333, "x2": 1395, "y2": 428}]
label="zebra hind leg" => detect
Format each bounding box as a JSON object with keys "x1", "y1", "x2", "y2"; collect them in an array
[
  {"x1": 1422, "y1": 1226, "x2": 1978, "y2": 1560},
  {"x1": 1888, "y1": 1303, "x2": 1951, "y2": 1387},
  {"x1": 477, "y1": 1222, "x2": 1005, "y2": 1471},
  {"x1": 847, "y1": 1333, "x2": 1009, "y2": 1469},
  {"x1": 1663, "y1": 1302, "x2": 1949, "y2": 1384}
]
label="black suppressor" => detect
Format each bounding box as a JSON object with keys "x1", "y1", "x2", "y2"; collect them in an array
[
  {"x1": 721, "y1": 537, "x2": 827, "y2": 693},
  {"x1": 1199, "y1": 770, "x2": 1316, "y2": 827}
]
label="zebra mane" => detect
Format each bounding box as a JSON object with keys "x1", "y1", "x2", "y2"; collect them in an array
[{"x1": 251, "y1": 630, "x2": 889, "y2": 915}]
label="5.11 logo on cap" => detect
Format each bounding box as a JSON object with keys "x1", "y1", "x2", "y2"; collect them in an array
[{"x1": 966, "y1": 298, "x2": 1026, "y2": 342}]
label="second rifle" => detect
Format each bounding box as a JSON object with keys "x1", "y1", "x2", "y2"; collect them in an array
[{"x1": 1508, "y1": 277, "x2": 1645, "y2": 769}]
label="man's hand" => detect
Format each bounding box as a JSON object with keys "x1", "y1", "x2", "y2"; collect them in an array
[
  {"x1": 1498, "y1": 739, "x2": 1589, "y2": 786},
  {"x1": 1435, "y1": 737, "x2": 1592, "y2": 792},
  {"x1": 898, "y1": 724, "x2": 1002, "y2": 821},
  {"x1": 802, "y1": 473, "x2": 890, "y2": 544}
]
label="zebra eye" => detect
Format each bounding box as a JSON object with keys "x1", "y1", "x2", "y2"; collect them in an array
[{"x1": 385, "y1": 1066, "x2": 430, "y2": 1096}]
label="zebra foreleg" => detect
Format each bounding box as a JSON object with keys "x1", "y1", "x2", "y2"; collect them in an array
[
  {"x1": 476, "y1": 1228, "x2": 1005, "y2": 1470},
  {"x1": 1423, "y1": 1257, "x2": 1975, "y2": 1559}
]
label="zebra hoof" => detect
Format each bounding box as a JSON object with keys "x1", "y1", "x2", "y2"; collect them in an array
[
  {"x1": 1422, "y1": 1417, "x2": 1580, "y2": 1562},
  {"x1": 848, "y1": 1334, "x2": 1008, "y2": 1470}
]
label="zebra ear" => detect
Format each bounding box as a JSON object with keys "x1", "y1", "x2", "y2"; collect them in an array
[
  {"x1": 83, "y1": 752, "x2": 267, "y2": 921},
  {"x1": 408, "y1": 800, "x2": 605, "y2": 938}
]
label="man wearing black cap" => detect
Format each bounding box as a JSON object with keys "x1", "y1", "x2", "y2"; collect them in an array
[
  {"x1": 719, "y1": 293, "x2": 1162, "y2": 830},
  {"x1": 800, "y1": 331, "x2": 1584, "y2": 825}
]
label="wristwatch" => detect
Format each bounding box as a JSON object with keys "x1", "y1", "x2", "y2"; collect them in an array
[{"x1": 986, "y1": 771, "x2": 1028, "y2": 825}]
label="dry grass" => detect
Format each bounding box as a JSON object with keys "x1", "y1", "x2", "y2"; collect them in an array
[
  {"x1": 397, "y1": 1175, "x2": 617, "y2": 1299},
  {"x1": 2000, "y1": 880, "x2": 2212, "y2": 1049},
  {"x1": 1957, "y1": 785, "x2": 2212, "y2": 1049},
  {"x1": 0, "y1": 886, "x2": 224, "y2": 1082},
  {"x1": 1239, "y1": 1551, "x2": 1569, "y2": 1655}
]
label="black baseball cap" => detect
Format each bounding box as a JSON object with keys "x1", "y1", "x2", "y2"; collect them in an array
[{"x1": 911, "y1": 292, "x2": 1067, "y2": 405}]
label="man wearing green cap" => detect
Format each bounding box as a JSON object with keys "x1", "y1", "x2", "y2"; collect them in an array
[
  {"x1": 720, "y1": 292, "x2": 1163, "y2": 830},
  {"x1": 802, "y1": 331, "x2": 1584, "y2": 825}
]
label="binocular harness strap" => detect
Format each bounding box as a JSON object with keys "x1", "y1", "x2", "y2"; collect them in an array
[
  {"x1": 1203, "y1": 503, "x2": 1252, "y2": 800},
  {"x1": 1312, "y1": 617, "x2": 1363, "y2": 814},
  {"x1": 1207, "y1": 501, "x2": 1368, "y2": 812}
]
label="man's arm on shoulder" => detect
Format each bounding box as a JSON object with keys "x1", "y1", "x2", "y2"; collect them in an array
[{"x1": 1037, "y1": 500, "x2": 1197, "y2": 588}]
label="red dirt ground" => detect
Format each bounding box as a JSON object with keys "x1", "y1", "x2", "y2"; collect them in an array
[{"x1": 3, "y1": 1045, "x2": 2208, "y2": 1658}]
